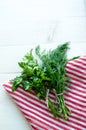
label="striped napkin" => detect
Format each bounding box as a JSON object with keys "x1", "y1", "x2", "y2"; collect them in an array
[{"x1": 3, "y1": 56, "x2": 86, "y2": 130}]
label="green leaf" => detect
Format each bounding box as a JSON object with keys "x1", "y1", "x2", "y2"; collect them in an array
[
  {"x1": 69, "y1": 56, "x2": 80, "y2": 61},
  {"x1": 22, "y1": 81, "x2": 32, "y2": 90},
  {"x1": 23, "y1": 66, "x2": 34, "y2": 76},
  {"x1": 37, "y1": 93, "x2": 41, "y2": 98},
  {"x1": 11, "y1": 76, "x2": 23, "y2": 91},
  {"x1": 24, "y1": 49, "x2": 33, "y2": 61},
  {"x1": 12, "y1": 85, "x2": 19, "y2": 92}
]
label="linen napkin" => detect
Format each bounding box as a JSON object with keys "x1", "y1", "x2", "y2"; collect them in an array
[{"x1": 3, "y1": 56, "x2": 86, "y2": 130}]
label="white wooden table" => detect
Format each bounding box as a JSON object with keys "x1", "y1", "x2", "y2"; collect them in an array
[{"x1": 0, "y1": 0, "x2": 86, "y2": 130}]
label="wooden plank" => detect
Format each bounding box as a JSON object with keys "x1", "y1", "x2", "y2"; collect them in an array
[
  {"x1": 49, "y1": 0, "x2": 86, "y2": 19},
  {"x1": 0, "y1": 0, "x2": 86, "y2": 45},
  {"x1": 53, "y1": 18, "x2": 86, "y2": 43},
  {"x1": 0, "y1": 17, "x2": 86, "y2": 45}
]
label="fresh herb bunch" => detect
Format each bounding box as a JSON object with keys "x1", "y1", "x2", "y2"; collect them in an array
[
  {"x1": 11, "y1": 49, "x2": 50, "y2": 99},
  {"x1": 35, "y1": 42, "x2": 71, "y2": 119},
  {"x1": 11, "y1": 43, "x2": 77, "y2": 120}
]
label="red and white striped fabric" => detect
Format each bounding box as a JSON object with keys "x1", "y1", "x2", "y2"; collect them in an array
[{"x1": 3, "y1": 56, "x2": 86, "y2": 130}]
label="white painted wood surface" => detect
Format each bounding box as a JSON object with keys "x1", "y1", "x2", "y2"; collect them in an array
[{"x1": 0, "y1": 0, "x2": 86, "y2": 130}]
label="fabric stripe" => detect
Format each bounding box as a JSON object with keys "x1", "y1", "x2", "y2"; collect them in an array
[
  {"x1": 4, "y1": 84, "x2": 86, "y2": 129},
  {"x1": 66, "y1": 73, "x2": 86, "y2": 84},
  {"x1": 3, "y1": 56, "x2": 86, "y2": 130},
  {"x1": 5, "y1": 87, "x2": 74, "y2": 130}
]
